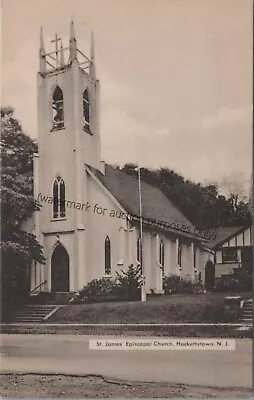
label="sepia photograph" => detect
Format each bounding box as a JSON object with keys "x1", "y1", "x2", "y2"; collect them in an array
[{"x1": 0, "y1": 0, "x2": 253, "y2": 398}]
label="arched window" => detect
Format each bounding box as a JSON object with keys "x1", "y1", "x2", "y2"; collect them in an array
[
  {"x1": 53, "y1": 176, "x2": 66, "y2": 219},
  {"x1": 83, "y1": 89, "x2": 90, "y2": 132},
  {"x1": 159, "y1": 238, "x2": 165, "y2": 267},
  {"x1": 52, "y1": 86, "x2": 64, "y2": 130},
  {"x1": 105, "y1": 236, "x2": 111, "y2": 275}
]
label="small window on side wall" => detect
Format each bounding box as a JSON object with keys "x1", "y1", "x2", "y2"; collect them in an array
[
  {"x1": 193, "y1": 245, "x2": 197, "y2": 268},
  {"x1": 137, "y1": 236, "x2": 142, "y2": 265},
  {"x1": 105, "y1": 236, "x2": 111, "y2": 275},
  {"x1": 52, "y1": 86, "x2": 64, "y2": 130},
  {"x1": 83, "y1": 89, "x2": 91, "y2": 132},
  {"x1": 177, "y1": 241, "x2": 182, "y2": 267},
  {"x1": 159, "y1": 238, "x2": 165, "y2": 267}
]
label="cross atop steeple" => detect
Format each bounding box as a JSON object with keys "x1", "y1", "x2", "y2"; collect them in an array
[
  {"x1": 39, "y1": 22, "x2": 94, "y2": 74},
  {"x1": 51, "y1": 33, "x2": 62, "y2": 68}
]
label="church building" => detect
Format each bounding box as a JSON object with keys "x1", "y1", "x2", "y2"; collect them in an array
[{"x1": 31, "y1": 23, "x2": 212, "y2": 296}]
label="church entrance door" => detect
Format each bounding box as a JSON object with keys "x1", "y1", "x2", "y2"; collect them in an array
[{"x1": 51, "y1": 244, "x2": 69, "y2": 292}]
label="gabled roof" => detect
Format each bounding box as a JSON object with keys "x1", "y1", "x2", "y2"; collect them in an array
[
  {"x1": 88, "y1": 164, "x2": 200, "y2": 240},
  {"x1": 209, "y1": 226, "x2": 246, "y2": 248}
]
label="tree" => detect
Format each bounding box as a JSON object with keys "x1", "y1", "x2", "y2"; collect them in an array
[
  {"x1": 1, "y1": 107, "x2": 45, "y2": 305},
  {"x1": 219, "y1": 174, "x2": 251, "y2": 226},
  {"x1": 120, "y1": 163, "x2": 251, "y2": 229},
  {"x1": 220, "y1": 174, "x2": 248, "y2": 211}
]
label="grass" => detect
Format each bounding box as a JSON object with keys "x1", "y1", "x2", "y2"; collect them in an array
[{"x1": 49, "y1": 292, "x2": 251, "y2": 324}]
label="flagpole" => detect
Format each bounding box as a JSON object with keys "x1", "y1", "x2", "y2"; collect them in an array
[{"x1": 138, "y1": 164, "x2": 146, "y2": 302}]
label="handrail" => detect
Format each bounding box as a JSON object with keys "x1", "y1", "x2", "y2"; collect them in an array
[{"x1": 30, "y1": 280, "x2": 47, "y2": 293}]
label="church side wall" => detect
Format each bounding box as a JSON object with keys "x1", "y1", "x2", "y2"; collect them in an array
[{"x1": 85, "y1": 175, "x2": 129, "y2": 284}]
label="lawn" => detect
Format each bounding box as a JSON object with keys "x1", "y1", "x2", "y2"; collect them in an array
[{"x1": 49, "y1": 292, "x2": 251, "y2": 324}]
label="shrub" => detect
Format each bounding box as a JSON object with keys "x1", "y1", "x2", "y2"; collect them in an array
[
  {"x1": 180, "y1": 278, "x2": 193, "y2": 294},
  {"x1": 163, "y1": 274, "x2": 205, "y2": 294},
  {"x1": 214, "y1": 271, "x2": 252, "y2": 293},
  {"x1": 71, "y1": 277, "x2": 118, "y2": 303},
  {"x1": 191, "y1": 281, "x2": 205, "y2": 294},
  {"x1": 115, "y1": 264, "x2": 142, "y2": 300},
  {"x1": 163, "y1": 275, "x2": 180, "y2": 294},
  {"x1": 71, "y1": 264, "x2": 142, "y2": 303}
]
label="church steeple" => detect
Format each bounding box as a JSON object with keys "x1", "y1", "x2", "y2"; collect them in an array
[
  {"x1": 69, "y1": 20, "x2": 77, "y2": 62},
  {"x1": 39, "y1": 26, "x2": 46, "y2": 73},
  {"x1": 89, "y1": 31, "x2": 96, "y2": 79}
]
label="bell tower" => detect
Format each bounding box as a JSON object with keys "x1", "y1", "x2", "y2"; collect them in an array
[
  {"x1": 34, "y1": 22, "x2": 101, "y2": 293},
  {"x1": 38, "y1": 22, "x2": 101, "y2": 172}
]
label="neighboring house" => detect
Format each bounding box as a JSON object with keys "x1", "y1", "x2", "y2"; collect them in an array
[
  {"x1": 29, "y1": 23, "x2": 212, "y2": 296},
  {"x1": 209, "y1": 225, "x2": 253, "y2": 277}
]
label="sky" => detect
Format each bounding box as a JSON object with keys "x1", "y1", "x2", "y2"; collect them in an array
[{"x1": 1, "y1": 0, "x2": 253, "y2": 192}]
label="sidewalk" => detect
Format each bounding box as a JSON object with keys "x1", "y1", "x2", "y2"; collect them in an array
[{"x1": 0, "y1": 335, "x2": 252, "y2": 388}]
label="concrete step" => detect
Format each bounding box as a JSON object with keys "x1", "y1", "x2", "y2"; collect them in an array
[
  {"x1": 3, "y1": 305, "x2": 59, "y2": 323},
  {"x1": 240, "y1": 299, "x2": 253, "y2": 322}
]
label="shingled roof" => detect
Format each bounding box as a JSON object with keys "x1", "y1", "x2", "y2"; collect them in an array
[
  {"x1": 209, "y1": 226, "x2": 245, "y2": 248},
  {"x1": 88, "y1": 164, "x2": 201, "y2": 240}
]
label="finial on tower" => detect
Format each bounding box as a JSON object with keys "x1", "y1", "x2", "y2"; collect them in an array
[
  {"x1": 70, "y1": 19, "x2": 76, "y2": 41},
  {"x1": 39, "y1": 26, "x2": 46, "y2": 73},
  {"x1": 89, "y1": 31, "x2": 96, "y2": 79},
  {"x1": 69, "y1": 19, "x2": 77, "y2": 62},
  {"x1": 40, "y1": 26, "x2": 45, "y2": 55}
]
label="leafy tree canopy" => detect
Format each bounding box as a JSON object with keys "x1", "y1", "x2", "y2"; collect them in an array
[
  {"x1": 118, "y1": 163, "x2": 251, "y2": 228},
  {"x1": 1, "y1": 108, "x2": 45, "y2": 302}
]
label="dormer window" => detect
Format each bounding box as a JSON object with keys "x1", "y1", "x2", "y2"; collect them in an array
[
  {"x1": 52, "y1": 86, "x2": 64, "y2": 130},
  {"x1": 83, "y1": 89, "x2": 90, "y2": 132}
]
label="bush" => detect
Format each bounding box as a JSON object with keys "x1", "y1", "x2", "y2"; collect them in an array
[
  {"x1": 191, "y1": 281, "x2": 205, "y2": 294},
  {"x1": 180, "y1": 278, "x2": 193, "y2": 293},
  {"x1": 71, "y1": 277, "x2": 118, "y2": 303},
  {"x1": 71, "y1": 264, "x2": 142, "y2": 303},
  {"x1": 214, "y1": 271, "x2": 252, "y2": 292},
  {"x1": 163, "y1": 275, "x2": 204, "y2": 294},
  {"x1": 163, "y1": 275, "x2": 180, "y2": 294},
  {"x1": 115, "y1": 264, "x2": 142, "y2": 300}
]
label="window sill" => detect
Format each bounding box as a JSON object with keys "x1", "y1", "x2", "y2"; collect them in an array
[
  {"x1": 51, "y1": 218, "x2": 67, "y2": 222},
  {"x1": 83, "y1": 127, "x2": 92, "y2": 135},
  {"x1": 50, "y1": 126, "x2": 65, "y2": 132},
  {"x1": 221, "y1": 261, "x2": 238, "y2": 264}
]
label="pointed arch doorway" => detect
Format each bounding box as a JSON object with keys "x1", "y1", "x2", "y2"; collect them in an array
[{"x1": 51, "y1": 244, "x2": 70, "y2": 292}]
